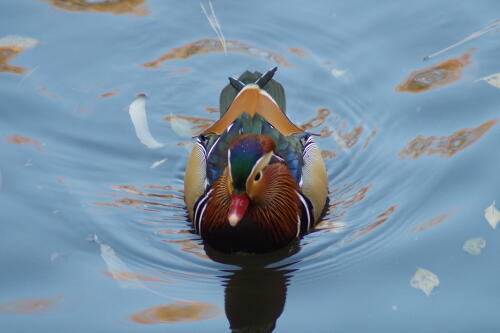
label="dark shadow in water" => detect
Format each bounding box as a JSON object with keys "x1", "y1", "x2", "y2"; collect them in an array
[{"x1": 205, "y1": 242, "x2": 300, "y2": 333}]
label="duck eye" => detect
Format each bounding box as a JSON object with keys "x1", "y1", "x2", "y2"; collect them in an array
[{"x1": 254, "y1": 171, "x2": 262, "y2": 182}]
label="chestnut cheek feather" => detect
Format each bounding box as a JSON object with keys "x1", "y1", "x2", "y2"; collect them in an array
[{"x1": 228, "y1": 194, "x2": 250, "y2": 226}]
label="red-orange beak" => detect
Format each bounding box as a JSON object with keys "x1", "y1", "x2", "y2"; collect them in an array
[{"x1": 227, "y1": 194, "x2": 249, "y2": 227}]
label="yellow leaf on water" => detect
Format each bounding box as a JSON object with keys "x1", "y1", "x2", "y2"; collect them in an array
[
  {"x1": 463, "y1": 237, "x2": 486, "y2": 255},
  {"x1": 396, "y1": 53, "x2": 472, "y2": 93},
  {"x1": 484, "y1": 201, "x2": 500, "y2": 229},
  {"x1": 410, "y1": 268, "x2": 439, "y2": 296},
  {"x1": 477, "y1": 73, "x2": 500, "y2": 88}
]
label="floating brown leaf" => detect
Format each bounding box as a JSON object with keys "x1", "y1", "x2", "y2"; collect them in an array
[
  {"x1": 0, "y1": 35, "x2": 38, "y2": 75},
  {"x1": 356, "y1": 205, "x2": 397, "y2": 238},
  {"x1": 337, "y1": 125, "x2": 364, "y2": 149},
  {"x1": 411, "y1": 211, "x2": 456, "y2": 232},
  {"x1": 141, "y1": 39, "x2": 292, "y2": 68},
  {"x1": 111, "y1": 184, "x2": 143, "y2": 195},
  {"x1": 400, "y1": 119, "x2": 497, "y2": 159},
  {"x1": 361, "y1": 130, "x2": 377, "y2": 150},
  {"x1": 204, "y1": 106, "x2": 219, "y2": 114},
  {"x1": 0, "y1": 46, "x2": 26, "y2": 74},
  {"x1": 396, "y1": 53, "x2": 472, "y2": 93},
  {"x1": 162, "y1": 239, "x2": 208, "y2": 260},
  {"x1": 39, "y1": 0, "x2": 149, "y2": 16},
  {"x1": 330, "y1": 183, "x2": 372, "y2": 211},
  {"x1": 100, "y1": 88, "x2": 121, "y2": 98},
  {"x1": 321, "y1": 150, "x2": 336, "y2": 159},
  {"x1": 287, "y1": 47, "x2": 309, "y2": 57},
  {"x1": 37, "y1": 86, "x2": 59, "y2": 99},
  {"x1": 0, "y1": 296, "x2": 63, "y2": 314},
  {"x1": 5, "y1": 134, "x2": 44, "y2": 152},
  {"x1": 300, "y1": 108, "x2": 331, "y2": 131},
  {"x1": 128, "y1": 301, "x2": 222, "y2": 324}
]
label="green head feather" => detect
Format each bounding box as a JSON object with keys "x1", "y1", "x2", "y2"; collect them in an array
[{"x1": 229, "y1": 135, "x2": 267, "y2": 193}]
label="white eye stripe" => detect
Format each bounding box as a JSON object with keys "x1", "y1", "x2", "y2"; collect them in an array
[{"x1": 246, "y1": 152, "x2": 273, "y2": 184}]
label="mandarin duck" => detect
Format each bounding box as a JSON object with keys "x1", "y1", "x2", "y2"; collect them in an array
[{"x1": 184, "y1": 67, "x2": 328, "y2": 253}]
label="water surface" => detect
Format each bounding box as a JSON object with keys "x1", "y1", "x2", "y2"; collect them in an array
[{"x1": 1, "y1": 1, "x2": 500, "y2": 332}]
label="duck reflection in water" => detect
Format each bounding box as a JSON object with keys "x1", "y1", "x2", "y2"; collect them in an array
[{"x1": 205, "y1": 242, "x2": 299, "y2": 333}]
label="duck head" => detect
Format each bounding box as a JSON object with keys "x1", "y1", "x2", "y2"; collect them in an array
[{"x1": 226, "y1": 134, "x2": 278, "y2": 227}]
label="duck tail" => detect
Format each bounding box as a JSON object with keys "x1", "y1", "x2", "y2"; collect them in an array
[{"x1": 219, "y1": 69, "x2": 286, "y2": 117}]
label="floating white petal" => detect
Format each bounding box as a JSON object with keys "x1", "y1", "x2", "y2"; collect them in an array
[
  {"x1": 484, "y1": 201, "x2": 500, "y2": 229},
  {"x1": 410, "y1": 268, "x2": 439, "y2": 296},
  {"x1": 463, "y1": 237, "x2": 486, "y2": 255},
  {"x1": 477, "y1": 73, "x2": 500, "y2": 89},
  {"x1": 0, "y1": 35, "x2": 38, "y2": 48},
  {"x1": 331, "y1": 68, "x2": 346, "y2": 78},
  {"x1": 129, "y1": 94, "x2": 164, "y2": 149},
  {"x1": 150, "y1": 158, "x2": 167, "y2": 169}
]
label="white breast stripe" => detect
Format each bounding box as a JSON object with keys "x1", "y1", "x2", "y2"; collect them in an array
[
  {"x1": 296, "y1": 215, "x2": 301, "y2": 238},
  {"x1": 296, "y1": 190, "x2": 312, "y2": 231},
  {"x1": 198, "y1": 203, "x2": 208, "y2": 236},
  {"x1": 193, "y1": 189, "x2": 213, "y2": 234}
]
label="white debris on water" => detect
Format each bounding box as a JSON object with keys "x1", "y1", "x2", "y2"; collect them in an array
[
  {"x1": 463, "y1": 237, "x2": 486, "y2": 255},
  {"x1": 476, "y1": 73, "x2": 500, "y2": 88},
  {"x1": 0, "y1": 35, "x2": 38, "y2": 48},
  {"x1": 150, "y1": 158, "x2": 167, "y2": 169},
  {"x1": 484, "y1": 201, "x2": 500, "y2": 229},
  {"x1": 410, "y1": 268, "x2": 439, "y2": 296},
  {"x1": 128, "y1": 94, "x2": 164, "y2": 149}
]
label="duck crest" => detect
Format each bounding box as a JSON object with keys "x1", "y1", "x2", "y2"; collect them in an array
[{"x1": 184, "y1": 67, "x2": 329, "y2": 253}]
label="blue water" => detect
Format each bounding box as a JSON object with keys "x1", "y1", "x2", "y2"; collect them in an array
[{"x1": 1, "y1": 0, "x2": 500, "y2": 332}]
